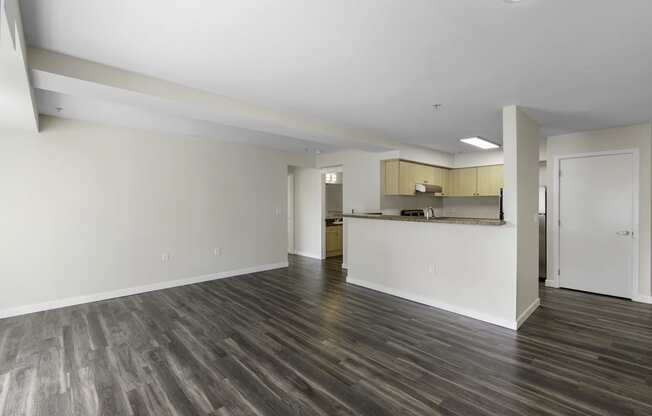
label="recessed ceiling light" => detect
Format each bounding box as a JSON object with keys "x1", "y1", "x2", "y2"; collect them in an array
[{"x1": 460, "y1": 137, "x2": 500, "y2": 150}]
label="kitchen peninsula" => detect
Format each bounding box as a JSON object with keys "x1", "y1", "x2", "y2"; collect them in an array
[
  {"x1": 343, "y1": 213, "x2": 505, "y2": 226},
  {"x1": 343, "y1": 212, "x2": 519, "y2": 329}
]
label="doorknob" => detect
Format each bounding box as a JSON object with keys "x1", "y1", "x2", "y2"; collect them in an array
[{"x1": 616, "y1": 231, "x2": 631, "y2": 236}]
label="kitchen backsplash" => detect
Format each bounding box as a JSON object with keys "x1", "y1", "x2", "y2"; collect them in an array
[{"x1": 442, "y1": 196, "x2": 500, "y2": 219}]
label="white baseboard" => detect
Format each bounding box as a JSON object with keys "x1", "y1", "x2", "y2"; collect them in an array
[
  {"x1": 545, "y1": 279, "x2": 560, "y2": 288},
  {"x1": 294, "y1": 251, "x2": 323, "y2": 260},
  {"x1": 633, "y1": 294, "x2": 652, "y2": 304},
  {"x1": 0, "y1": 261, "x2": 288, "y2": 320},
  {"x1": 347, "y1": 276, "x2": 518, "y2": 330},
  {"x1": 547, "y1": 282, "x2": 651, "y2": 305},
  {"x1": 516, "y1": 298, "x2": 540, "y2": 329}
]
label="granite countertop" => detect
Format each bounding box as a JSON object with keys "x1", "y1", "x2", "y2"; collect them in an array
[{"x1": 342, "y1": 213, "x2": 505, "y2": 226}]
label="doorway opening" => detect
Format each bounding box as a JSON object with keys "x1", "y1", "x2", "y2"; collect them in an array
[
  {"x1": 324, "y1": 169, "x2": 343, "y2": 266},
  {"x1": 287, "y1": 166, "x2": 325, "y2": 261}
]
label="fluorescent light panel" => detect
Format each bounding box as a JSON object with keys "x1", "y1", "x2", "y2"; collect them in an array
[{"x1": 460, "y1": 137, "x2": 500, "y2": 150}]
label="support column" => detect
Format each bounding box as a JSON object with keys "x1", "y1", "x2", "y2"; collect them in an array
[{"x1": 503, "y1": 105, "x2": 541, "y2": 327}]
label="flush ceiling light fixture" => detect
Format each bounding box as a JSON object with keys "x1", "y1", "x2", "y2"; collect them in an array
[{"x1": 460, "y1": 137, "x2": 500, "y2": 150}]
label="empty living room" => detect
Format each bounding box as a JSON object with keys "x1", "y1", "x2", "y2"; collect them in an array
[{"x1": 1, "y1": 1, "x2": 652, "y2": 415}]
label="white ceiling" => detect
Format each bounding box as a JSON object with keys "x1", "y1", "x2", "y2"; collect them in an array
[{"x1": 20, "y1": 0, "x2": 652, "y2": 153}]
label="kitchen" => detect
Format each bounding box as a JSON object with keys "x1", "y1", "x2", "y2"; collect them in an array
[
  {"x1": 379, "y1": 158, "x2": 505, "y2": 221},
  {"x1": 342, "y1": 155, "x2": 521, "y2": 329},
  {"x1": 331, "y1": 107, "x2": 542, "y2": 330}
]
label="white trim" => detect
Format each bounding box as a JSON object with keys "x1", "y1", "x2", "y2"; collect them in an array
[
  {"x1": 294, "y1": 251, "x2": 323, "y2": 260},
  {"x1": 0, "y1": 262, "x2": 288, "y2": 319},
  {"x1": 633, "y1": 294, "x2": 652, "y2": 304},
  {"x1": 516, "y1": 298, "x2": 540, "y2": 328},
  {"x1": 341, "y1": 263, "x2": 348, "y2": 269},
  {"x1": 347, "y1": 276, "x2": 518, "y2": 330},
  {"x1": 552, "y1": 149, "x2": 640, "y2": 300}
]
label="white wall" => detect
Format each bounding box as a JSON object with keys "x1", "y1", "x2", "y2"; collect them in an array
[
  {"x1": 396, "y1": 145, "x2": 454, "y2": 168},
  {"x1": 453, "y1": 140, "x2": 548, "y2": 168},
  {"x1": 317, "y1": 146, "x2": 453, "y2": 214},
  {"x1": 453, "y1": 150, "x2": 505, "y2": 168},
  {"x1": 292, "y1": 167, "x2": 324, "y2": 259},
  {"x1": 317, "y1": 147, "x2": 452, "y2": 267},
  {"x1": 346, "y1": 218, "x2": 518, "y2": 328},
  {"x1": 317, "y1": 149, "x2": 394, "y2": 213},
  {"x1": 539, "y1": 162, "x2": 547, "y2": 188},
  {"x1": 546, "y1": 123, "x2": 652, "y2": 301},
  {"x1": 0, "y1": 116, "x2": 313, "y2": 316}
]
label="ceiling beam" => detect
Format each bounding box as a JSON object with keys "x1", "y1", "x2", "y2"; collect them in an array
[
  {"x1": 28, "y1": 47, "x2": 399, "y2": 152},
  {"x1": 0, "y1": 0, "x2": 38, "y2": 131}
]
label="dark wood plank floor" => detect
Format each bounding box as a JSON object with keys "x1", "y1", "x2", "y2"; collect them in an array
[{"x1": 1, "y1": 255, "x2": 651, "y2": 415}]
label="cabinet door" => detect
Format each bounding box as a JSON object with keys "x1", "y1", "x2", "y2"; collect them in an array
[
  {"x1": 326, "y1": 227, "x2": 338, "y2": 255},
  {"x1": 398, "y1": 161, "x2": 416, "y2": 195},
  {"x1": 414, "y1": 164, "x2": 435, "y2": 184},
  {"x1": 438, "y1": 168, "x2": 451, "y2": 195},
  {"x1": 336, "y1": 226, "x2": 343, "y2": 250},
  {"x1": 383, "y1": 160, "x2": 400, "y2": 195},
  {"x1": 451, "y1": 168, "x2": 477, "y2": 196},
  {"x1": 477, "y1": 165, "x2": 504, "y2": 196}
]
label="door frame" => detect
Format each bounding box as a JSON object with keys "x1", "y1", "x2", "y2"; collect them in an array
[
  {"x1": 287, "y1": 172, "x2": 295, "y2": 254},
  {"x1": 550, "y1": 149, "x2": 639, "y2": 299}
]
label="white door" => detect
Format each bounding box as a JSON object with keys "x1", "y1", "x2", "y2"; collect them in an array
[
  {"x1": 559, "y1": 153, "x2": 634, "y2": 298},
  {"x1": 287, "y1": 174, "x2": 295, "y2": 254}
]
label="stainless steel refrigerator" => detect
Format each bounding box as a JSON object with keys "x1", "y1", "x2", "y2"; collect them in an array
[{"x1": 539, "y1": 186, "x2": 547, "y2": 279}]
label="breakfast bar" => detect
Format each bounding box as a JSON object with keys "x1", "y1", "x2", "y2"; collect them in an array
[{"x1": 343, "y1": 213, "x2": 519, "y2": 329}]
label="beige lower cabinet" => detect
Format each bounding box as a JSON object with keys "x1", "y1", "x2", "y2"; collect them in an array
[
  {"x1": 326, "y1": 225, "x2": 343, "y2": 257},
  {"x1": 476, "y1": 165, "x2": 504, "y2": 196}
]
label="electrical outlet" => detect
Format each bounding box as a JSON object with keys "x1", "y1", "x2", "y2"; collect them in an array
[
  {"x1": 214, "y1": 247, "x2": 222, "y2": 256},
  {"x1": 427, "y1": 264, "x2": 436, "y2": 274},
  {"x1": 161, "y1": 253, "x2": 170, "y2": 263},
  {"x1": 274, "y1": 208, "x2": 281, "y2": 216}
]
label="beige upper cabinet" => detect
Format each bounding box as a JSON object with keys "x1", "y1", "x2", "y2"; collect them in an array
[
  {"x1": 383, "y1": 160, "x2": 417, "y2": 195},
  {"x1": 384, "y1": 159, "x2": 498, "y2": 197},
  {"x1": 450, "y1": 168, "x2": 477, "y2": 196},
  {"x1": 384, "y1": 159, "x2": 400, "y2": 195},
  {"x1": 398, "y1": 161, "x2": 416, "y2": 195},
  {"x1": 476, "y1": 165, "x2": 504, "y2": 196},
  {"x1": 433, "y1": 167, "x2": 450, "y2": 195},
  {"x1": 384, "y1": 160, "x2": 440, "y2": 196},
  {"x1": 412, "y1": 163, "x2": 435, "y2": 185}
]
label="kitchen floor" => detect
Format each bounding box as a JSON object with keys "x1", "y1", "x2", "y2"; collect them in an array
[{"x1": 0, "y1": 255, "x2": 651, "y2": 415}]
